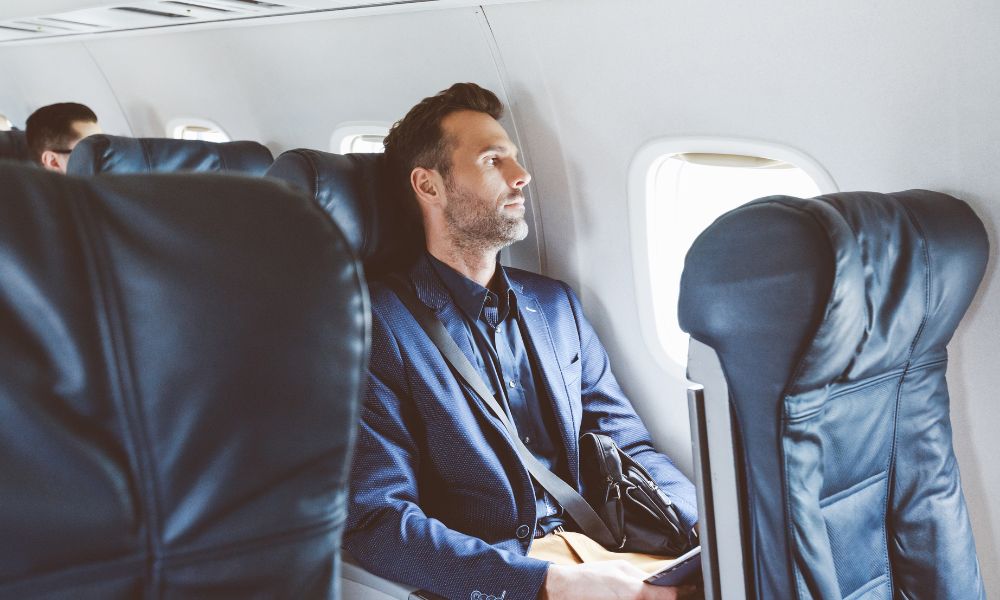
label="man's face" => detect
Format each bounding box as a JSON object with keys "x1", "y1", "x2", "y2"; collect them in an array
[
  {"x1": 43, "y1": 120, "x2": 102, "y2": 173},
  {"x1": 437, "y1": 110, "x2": 531, "y2": 252}
]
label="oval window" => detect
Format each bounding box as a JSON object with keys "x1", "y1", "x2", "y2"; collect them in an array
[
  {"x1": 629, "y1": 137, "x2": 837, "y2": 372},
  {"x1": 166, "y1": 118, "x2": 230, "y2": 142},
  {"x1": 330, "y1": 122, "x2": 389, "y2": 154}
]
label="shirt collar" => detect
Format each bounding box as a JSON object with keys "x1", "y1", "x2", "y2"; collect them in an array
[{"x1": 426, "y1": 252, "x2": 517, "y2": 322}]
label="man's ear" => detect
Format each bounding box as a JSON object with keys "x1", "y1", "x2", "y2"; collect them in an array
[
  {"x1": 411, "y1": 167, "x2": 445, "y2": 210},
  {"x1": 39, "y1": 150, "x2": 63, "y2": 173}
]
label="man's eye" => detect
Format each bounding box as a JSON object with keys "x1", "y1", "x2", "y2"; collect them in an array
[{"x1": 485, "y1": 157, "x2": 498, "y2": 166}]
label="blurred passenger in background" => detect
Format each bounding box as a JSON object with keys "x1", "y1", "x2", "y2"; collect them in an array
[{"x1": 26, "y1": 102, "x2": 101, "y2": 173}]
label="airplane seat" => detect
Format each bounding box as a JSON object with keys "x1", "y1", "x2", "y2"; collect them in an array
[
  {"x1": 0, "y1": 129, "x2": 31, "y2": 163},
  {"x1": 265, "y1": 149, "x2": 423, "y2": 280},
  {"x1": 66, "y1": 134, "x2": 274, "y2": 176},
  {"x1": 0, "y1": 163, "x2": 368, "y2": 598},
  {"x1": 267, "y1": 149, "x2": 433, "y2": 600},
  {"x1": 678, "y1": 190, "x2": 988, "y2": 599}
]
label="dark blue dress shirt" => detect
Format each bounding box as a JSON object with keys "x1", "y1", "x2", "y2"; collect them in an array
[{"x1": 427, "y1": 254, "x2": 566, "y2": 534}]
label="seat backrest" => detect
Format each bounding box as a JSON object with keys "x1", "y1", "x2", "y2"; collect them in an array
[
  {"x1": 266, "y1": 149, "x2": 423, "y2": 278},
  {"x1": 0, "y1": 163, "x2": 368, "y2": 598},
  {"x1": 0, "y1": 129, "x2": 30, "y2": 162},
  {"x1": 678, "y1": 190, "x2": 987, "y2": 599},
  {"x1": 67, "y1": 134, "x2": 274, "y2": 176}
]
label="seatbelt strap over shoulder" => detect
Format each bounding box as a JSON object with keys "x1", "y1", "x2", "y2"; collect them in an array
[{"x1": 386, "y1": 274, "x2": 617, "y2": 548}]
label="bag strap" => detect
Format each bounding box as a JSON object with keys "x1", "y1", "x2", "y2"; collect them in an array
[{"x1": 386, "y1": 274, "x2": 617, "y2": 548}]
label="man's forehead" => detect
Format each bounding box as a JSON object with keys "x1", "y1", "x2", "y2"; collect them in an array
[{"x1": 443, "y1": 110, "x2": 515, "y2": 153}]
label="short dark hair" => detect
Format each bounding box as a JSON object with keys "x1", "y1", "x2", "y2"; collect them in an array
[
  {"x1": 383, "y1": 83, "x2": 504, "y2": 211},
  {"x1": 26, "y1": 102, "x2": 98, "y2": 164}
]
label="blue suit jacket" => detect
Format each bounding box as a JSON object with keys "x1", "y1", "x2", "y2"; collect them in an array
[{"x1": 344, "y1": 255, "x2": 698, "y2": 600}]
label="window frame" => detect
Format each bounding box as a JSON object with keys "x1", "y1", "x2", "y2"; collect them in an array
[
  {"x1": 165, "y1": 117, "x2": 231, "y2": 142},
  {"x1": 627, "y1": 136, "x2": 838, "y2": 375},
  {"x1": 330, "y1": 121, "x2": 390, "y2": 154}
]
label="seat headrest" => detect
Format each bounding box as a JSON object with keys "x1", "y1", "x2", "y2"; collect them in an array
[
  {"x1": 0, "y1": 162, "x2": 367, "y2": 597},
  {"x1": 266, "y1": 149, "x2": 423, "y2": 278},
  {"x1": 679, "y1": 190, "x2": 988, "y2": 390},
  {"x1": 0, "y1": 129, "x2": 30, "y2": 162},
  {"x1": 66, "y1": 134, "x2": 274, "y2": 176}
]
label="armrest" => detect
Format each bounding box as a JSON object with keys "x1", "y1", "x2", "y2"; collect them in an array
[{"x1": 341, "y1": 554, "x2": 443, "y2": 600}]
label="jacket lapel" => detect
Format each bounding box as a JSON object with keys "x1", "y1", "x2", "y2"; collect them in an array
[{"x1": 515, "y1": 286, "x2": 581, "y2": 484}]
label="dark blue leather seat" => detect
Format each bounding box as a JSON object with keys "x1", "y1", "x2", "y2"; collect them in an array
[
  {"x1": 0, "y1": 129, "x2": 30, "y2": 163},
  {"x1": 0, "y1": 163, "x2": 368, "y2": 598},
  {"x1": 267, "y1": 149, "x2": 437, "y2": 599},
  {"x1": 66, "y1": 134, "x2": 273, "y2": 176},
  {"x1": 679, "y1": 190, "x2": 987, "y2": 599},
  {"x1": 266, "y1": 149, "x2": 423, "y2": 280}
]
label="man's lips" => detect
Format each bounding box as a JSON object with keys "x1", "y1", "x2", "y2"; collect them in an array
[{"x1": 503, "y1": 194, "x2": 525, "y2": 208}]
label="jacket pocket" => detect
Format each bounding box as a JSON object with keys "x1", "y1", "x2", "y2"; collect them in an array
[{"x1": 562, "y1": 353, "x2": 582, "y2": 385}]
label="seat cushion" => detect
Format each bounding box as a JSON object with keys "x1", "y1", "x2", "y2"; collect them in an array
[
  {"x1": 679, "y1": 190, "x2": 987, "y2": 599},
  {"x1": 0, "y1": 163, "x2": 367, "y2": 598},
  {"x1": 0, "y1": 129, "x2": 30, "y2": 162}
]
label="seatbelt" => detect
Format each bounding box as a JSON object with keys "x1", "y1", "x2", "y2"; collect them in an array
[{"x1": 386, "y1": 275, "x2": 617, "y2": 548}]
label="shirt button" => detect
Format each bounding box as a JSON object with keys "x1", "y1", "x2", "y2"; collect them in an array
[
  {"x1": 508, "y1": 379, "x2": 517, "y2": 388},
  {"x1": 495, "y1": 325, "x2": 501, "y2": 333},
  {"x1": 523, "y1": 436, "x2": 531, "y2": 445},
  {"x1": 516, "y1": 524, "x2": 531, "y2": 539}
]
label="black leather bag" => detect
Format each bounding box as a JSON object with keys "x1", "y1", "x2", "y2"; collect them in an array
[{"x1": 580, "y1": 432, "x2": 692, "y2": 556}]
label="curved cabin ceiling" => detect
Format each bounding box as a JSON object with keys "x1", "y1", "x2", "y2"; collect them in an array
[{"x1": 0, "y1": 0, "x2": 532, "y2": 42}]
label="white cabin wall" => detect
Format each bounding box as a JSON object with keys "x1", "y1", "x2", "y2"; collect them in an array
[
  {"x1": 0, "y1": 43, "x2": 131, "y2": 134},
  {"x1": 487, "y1": 0, "x2": 999, "y2": 592},
  {"x1": 83, "y1": 10, "x2": 502, "y2": 150}
]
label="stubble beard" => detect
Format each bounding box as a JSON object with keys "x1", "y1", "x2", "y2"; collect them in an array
[{"x1": 443, "y1": 180, "x2": 529, "y2": 255}]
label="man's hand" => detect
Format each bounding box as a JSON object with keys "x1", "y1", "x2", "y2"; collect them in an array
[{"x1": 541, "y1": 561, "x2": 697, "y2": 600}]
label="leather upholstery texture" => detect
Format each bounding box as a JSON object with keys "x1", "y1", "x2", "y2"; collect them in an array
[
  {"x1": 678, "y1": 191, "x2": 988, "y2": 600},
  {"x1": 66, "y1": 134, "x2": 274, "y2": 176},
  {"x1": 0, "y1": 129, "x2": 30, "y2": 162},
  {"x1": 266, "y1": 150, "x2": 423, "y2": 279},
  {"x1": 0, "y1": 163, "x2": 369, "y2": 598}
]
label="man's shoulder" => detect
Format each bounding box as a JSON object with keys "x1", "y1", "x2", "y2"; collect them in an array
[
  {"x1": 505, "y1": 266, "x2": 567, "y2": 293},
  {"x1": 505, "y1": 267, "x2": 579, "y2": 306}
]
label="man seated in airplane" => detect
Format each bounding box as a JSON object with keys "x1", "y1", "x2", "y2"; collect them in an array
[
  {"x1": 343, "y1": 83, "x2": 698, "y2": 600},
  {"x1": 25, "y1": 102, "x2": 101, "y2": 173}
]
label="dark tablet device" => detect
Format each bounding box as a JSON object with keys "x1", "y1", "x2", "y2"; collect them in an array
[{"x1": 644, "y1": 545, "x2": 701, "y2": 587}]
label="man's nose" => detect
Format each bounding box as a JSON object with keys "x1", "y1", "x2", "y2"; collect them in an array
[{"x1": 508, "y1": 160, "x2": 531, "y2": 189}]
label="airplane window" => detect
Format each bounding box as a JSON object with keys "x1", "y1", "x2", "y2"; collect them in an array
[
  {"x1": 341, "y1": 134, "x2": 386, "y2": 153},
  {"x1": 629, "y1": 138, "x2": 837, "y2": 372},
  {"x1": 166, "y1": 118, "x2": 231, "y2": 143},
  {"x1": 330, "y1": 122, "x2": 389, "y2": 154}
]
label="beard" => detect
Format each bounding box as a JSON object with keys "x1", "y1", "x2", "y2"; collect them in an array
[{"x1": 443, "y1": 179, "x2": 529, "y2": 253}]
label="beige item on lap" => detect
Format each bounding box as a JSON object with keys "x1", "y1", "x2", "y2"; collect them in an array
[{"x1": 529, "y1": 531, "x2": 676, "y2": 575}]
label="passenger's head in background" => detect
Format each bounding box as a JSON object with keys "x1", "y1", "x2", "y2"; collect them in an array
[
  {"x1": 384, "y1": 82, "x2": 531, "y2": 259},
  {"x1": 26, "y1": 102, "x2": 101, "y2": 173}
]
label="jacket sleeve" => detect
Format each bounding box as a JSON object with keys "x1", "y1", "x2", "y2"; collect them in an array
[
  {"x1": 343, "y1": 306, "x2": 550, "y2": 600},
  {"x1": 563, "y1": 283, "x2": 700, "y2": 531}
]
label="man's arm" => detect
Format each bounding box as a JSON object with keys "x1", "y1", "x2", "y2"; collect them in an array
[
  {"x1": 561, "y1": 283, "x2": 699, "y2": 531},
  {"x1": 343, "y1": 309, "x2": 549, "y2": 600}
]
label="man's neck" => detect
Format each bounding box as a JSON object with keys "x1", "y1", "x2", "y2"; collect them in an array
[{"x1": 426, "y1": 243, "x2": 499, "y2": 288}]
